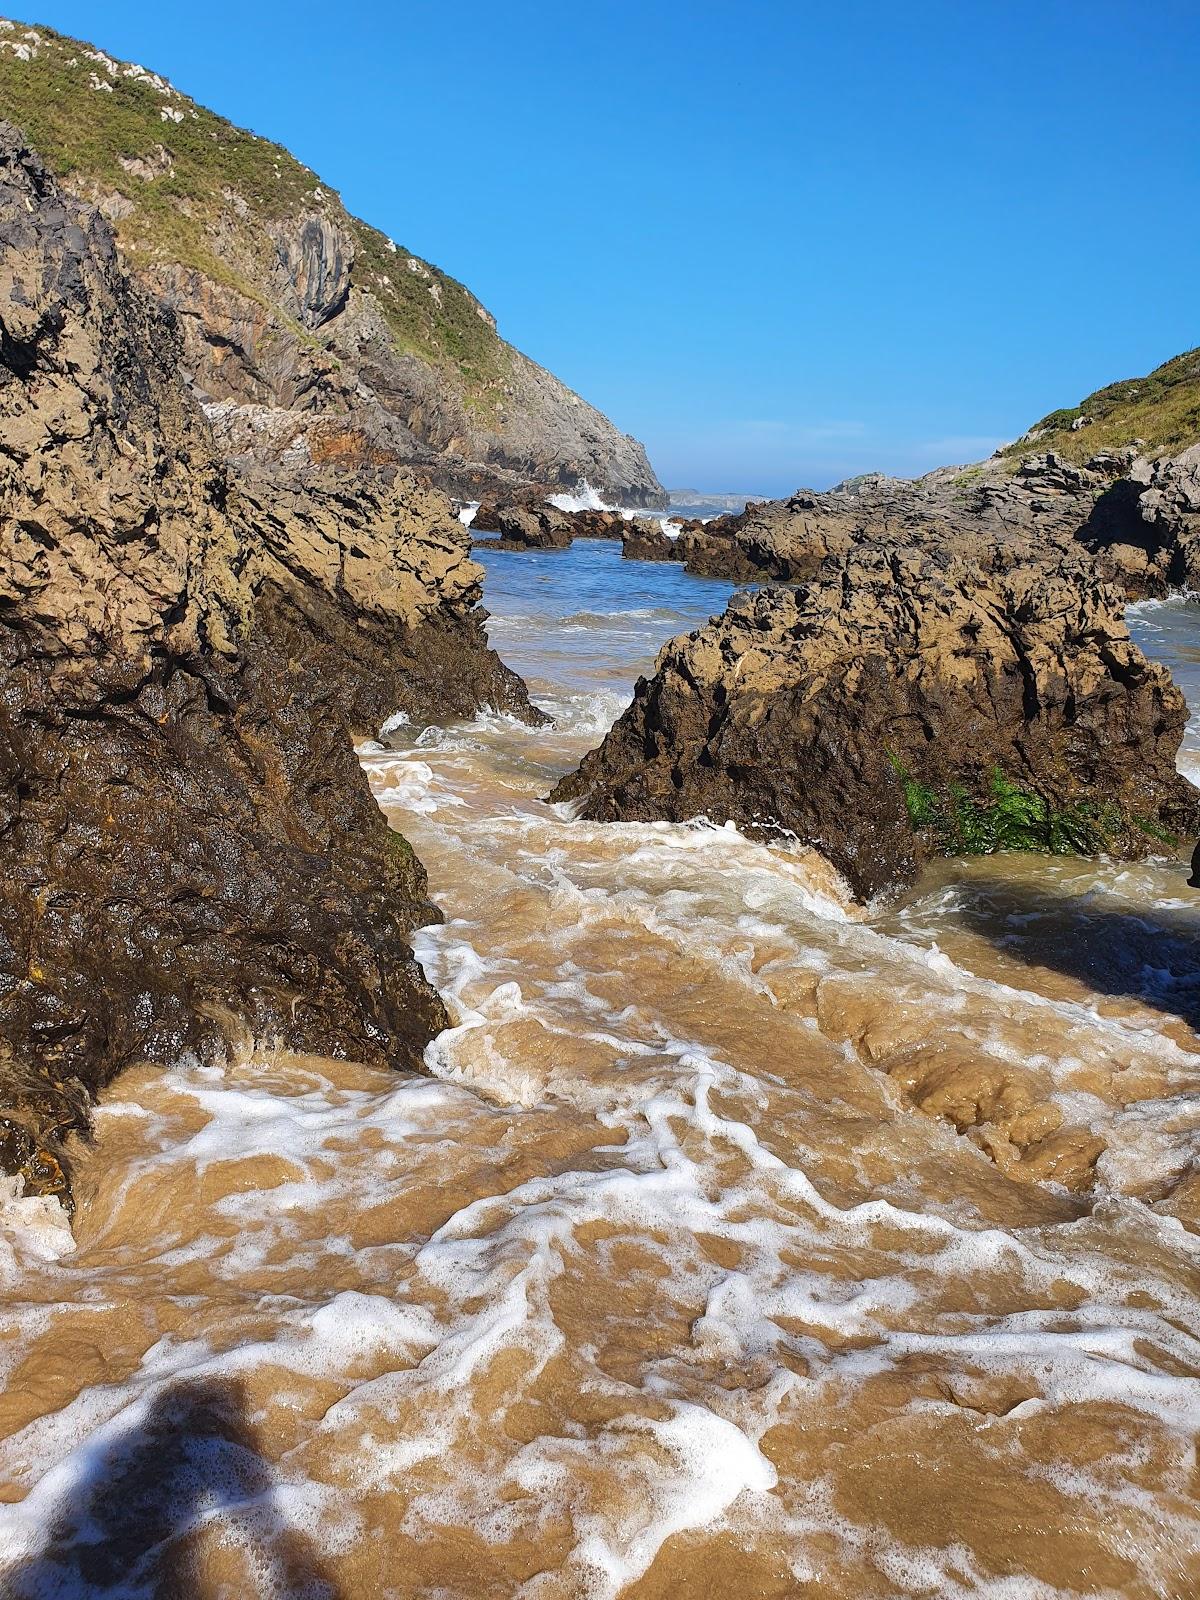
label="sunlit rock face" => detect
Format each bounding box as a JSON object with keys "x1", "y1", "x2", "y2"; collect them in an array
[
  {"x1": 553, "y1": 546, "x2": 1200, "y2": 900},
  {"x1": 0, "y1": 124, "x2": 535, "y2": 1202}
]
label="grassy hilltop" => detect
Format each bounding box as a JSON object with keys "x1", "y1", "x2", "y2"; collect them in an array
[
  {"x1": 0, "y1": 18, "x2": 507, "y2": 402},
  {"x1": 1002, "y1": 347, "x2": 1200, "y2": 464}
]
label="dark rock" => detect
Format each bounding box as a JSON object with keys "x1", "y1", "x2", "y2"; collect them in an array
[
  {"x1": 0, "y1": 126, "x2": 534, "y2": 1202},
  {"x1": 471, "y1": 502, "x2": 503, "y2": 533},
  {"x1": 480, "y1": 505, "x2": 573, "y2": 550},
  {"x1": 551, "y1": 549, "x2": 1199, "y2": 902},
  {"x1": 621, "y1": 518, "x2": 684, "y2": 563},
  {"x1": 269, "y1": 212, "x2": 354, "y2": 330},
  {"x1": 561, "y1": 508, "x2": 627, "y2": 540},
  {"x1": 475, "y1": 502, "x2": 632, "y2": 549}
]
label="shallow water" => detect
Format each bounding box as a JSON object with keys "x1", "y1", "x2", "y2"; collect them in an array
[{"x1": 1, "y1": 542, "x2": 1199, "y2": 1598}]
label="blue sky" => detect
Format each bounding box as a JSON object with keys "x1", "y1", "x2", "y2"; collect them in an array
[{"x1": 19, "y1": 0, "x2": 1200, "y2": 493}]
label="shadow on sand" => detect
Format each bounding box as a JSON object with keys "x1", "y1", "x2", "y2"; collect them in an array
[
  {"x1": 932, "y1": 873, "x2": 1200, "y2": 1031},
  {"x1": 2, "y1": 1376, "x2": 340, "y2": 1599}
]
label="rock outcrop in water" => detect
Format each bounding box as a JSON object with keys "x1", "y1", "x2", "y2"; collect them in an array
[
  {"x1": 0, "y1": 21, "x2": 665, "y2": 507},
  {"x1": 0, "y1": 126, "x2": 532, "y2": 1203},
  {"x1": 551, "y1": 548, "x2": 1199, "y2": 901},
  {"x1": 474, "y1": 504, "x2": 574, "y2": 551},
  {"x1": 622, "y1": 447, "x2": 1200, "y2": 602},
  {"x1": 622, "y1": 455, "x2": 1128, "y2": 581},
  {"x1": 473, "y1": 502, "x2": 636, "y2": 549}
]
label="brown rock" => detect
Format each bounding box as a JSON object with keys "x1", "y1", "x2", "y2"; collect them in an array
[
  {"x1": 550, "y1": 548, "x2": 1198, "y2": 902},
  {"x1": 0, "y1": 126, "x2": 534, "y2": 1202},
  {"x1": 481, "y1": 505, "x2": 573, "y2": 550},
  {"x1": 561, "y1": 508, "x2": 626, "y2": 540},
  {"x1": 652, "y1": 454, "x2": 1137, "y2": 585},
  {"x1": 622, "y1": 518, "x2": 681, "y2": 563},
  {"x1": 1078, "y1": 449, "x2": 1200, "y2": 598}
]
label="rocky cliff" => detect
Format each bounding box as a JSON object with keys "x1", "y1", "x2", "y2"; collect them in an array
[
  {"x1": 552, "y1": 549, "x2": 1198, "y2": 901},
  {"x1": 0, "y1": 19, "x2": 665, "y2": 507},
  {"x1": 0, "y1": 125, "x2": 532, "y2": 1205}
]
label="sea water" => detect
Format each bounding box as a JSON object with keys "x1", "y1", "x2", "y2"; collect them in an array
[{"x1": 0, "y1": 541, "x2": 1197, "y2": 1597}]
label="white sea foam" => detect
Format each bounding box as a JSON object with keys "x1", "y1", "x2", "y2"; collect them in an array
[
  {"x1": 4, "y1": 540, "x2": 1200, "y2": 1596},
  {"x1": 0, "y1": 1177, "x2": 74, "y2": 1276},
  {"x1": 547, "y1": 479, "x2": 614, "y2": 513}
]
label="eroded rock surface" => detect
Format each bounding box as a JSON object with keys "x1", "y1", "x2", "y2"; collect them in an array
[
  {"x1": 0, "y1": 127, "x2": 530, "y2": 1203},
  {"x1": 551, "y1": 550, "x2": 1198, "y2": 901},
  {"x1": 1078, "y1": 448, "x2": 1200, "y2": 597},
  {"x1": 625, "y1": 449, "x2": 1200, "y2": 601},
  {"x1": 473, "y1": 503, "x2": 632, "y2": 549},
  {"x1": 473, "y1": 504, "x2": 573, "y2": 550}
]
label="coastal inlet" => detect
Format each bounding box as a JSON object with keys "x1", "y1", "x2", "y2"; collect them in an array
[{"x1": 1, "y1": 537, "x2": 1198, "y2": 1598}]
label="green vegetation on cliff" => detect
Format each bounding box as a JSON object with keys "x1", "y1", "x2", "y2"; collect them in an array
[
  {"x1": 1002, "y1": 347, "x2": 1200, "y2": 464},
  {"x1": 0, "y1": 18, "x2": 507, "y2": 396}
]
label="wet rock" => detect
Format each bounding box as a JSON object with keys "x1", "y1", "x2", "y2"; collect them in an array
[
  {"x1": 479, "y1": 505, "x2": 573, "y2": 550},
  {"x1": 0, "y1": 126, "x2": 534, "y2": 1201},
  {"x1": 551, "y1": 548, "x2": 1199, "y2": 902},
  {"x1": 560, "y1": 508, "x2": 627, "y2": 540},
  {"x1": 475, "y1": 503, "x2": 631, "y2": 549},
  {"x1": 622, "y1": 518, "x2": 681, "y2": 562}
]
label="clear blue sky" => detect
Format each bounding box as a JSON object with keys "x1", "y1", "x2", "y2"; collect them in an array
[{"x1": 19, "y1": 0, "x2": 1200, "y2": 494}]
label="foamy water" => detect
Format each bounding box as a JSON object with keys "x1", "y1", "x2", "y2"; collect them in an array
[{"x1": 1, "y1": 543, "x2": 1199, "y2": 1597}]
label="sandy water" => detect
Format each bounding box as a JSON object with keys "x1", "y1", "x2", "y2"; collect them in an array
[{"x1": 0, "y1": 540, "x2": 1198, "y2": 1598}]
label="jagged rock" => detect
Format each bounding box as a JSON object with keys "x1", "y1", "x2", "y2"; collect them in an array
[
  {"x1": 477, "y1": 505, "x2": 573, "y2": 550},
  {"x1": 234, "y1": 466, "x2": 538, "y2": 722},
  {"x1": 474, "y1": 503, "x2": 631, "y2": 548},
  {"x1": 560, "y1": 508, "x2": 627, "y2": 540},
  {"x1": 0, "y1": 127, "x2": 534, "y2": 1204},
  {"x1": 622, "y1": 518, "x2": 680, "y2": 562},
  {"x1": 641, "y1": 448, "x2": 1200, "y2": 603},
  {"x1": 1078, "y1": 450, "x2": 1200, "y2": 597},
  {"x1": 625, "y1": 444, "x2": 1199, "y2": 615},
  {"x1": 648, "y1": 455, "x2": 1133, "y2": 584},
  {"x1": 551, "y1": 549, "x2": 1198, "y2": 902}
]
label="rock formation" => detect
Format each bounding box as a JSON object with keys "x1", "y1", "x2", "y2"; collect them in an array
[
  {"x1": 473, "y1": 503, "x2": 634, "y2": 549},
  {"x1": 620, "y1": 456, "x2": 1117, "y2": 580},
  {"x1": 620, "y1": 518, "x2": 684, "y2": 562},
  {"x1": 0, "y1": 21, "x2": 665, "y2": 507},
  {"x1": 473, "y1": 504, "x2": 573, "y2": 550},
  {"x1": 553, "y1": 508, "x2": 629, "y2": 541},
  {"x1": 1077, "y1": 448, "x2": 1200, "y2": 598},
  {"x1": 0, "y1": 125, "x2": 532, "y2": 1205},
  {"x1": 551, "y1": 549, "x2": 1198, "y2": 901},
  {"x1": 620, "y1": 448, "x2": 1200, "y2": 601}
]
